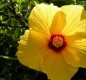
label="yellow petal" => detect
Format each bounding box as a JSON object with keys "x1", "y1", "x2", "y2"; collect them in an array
[
  {"x1": 61, "y1": 5, "x2": 86, "y2": 35},
  {"x1": 50, "y1": 11, "x2": 66, "y2": 34},
  {"x1": 17, "y1": 29, "x2": 50, "y2": 71},
  {"x1": 70, "y1": 39, "x2": 86, "y2": 68},
  {"x1": 29, "y1": 3, "x2": 60, "y2": 34},
  {"x1": 62, "y1": 46, "x2": 80, "y2": 67},
  {"x1": 63, "y1": 39, "x2": 86, "y2": 68},
  {"x1": 41, "y1": 52, "x2": 78, "y2": 80},
  {"x1": 65, "y1": 32, "x2": 86, "y2": 44}
]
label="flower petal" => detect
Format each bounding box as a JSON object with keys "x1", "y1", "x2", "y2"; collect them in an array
[
  {"x1": 42, "y1": 52, "x2": 78, "y2": 80},
  {"x1": 50, "y1": 11, "x2": 66, "y2": 34},
  {"x1": 65, "y1": 32, "x2": 86, "y2": 44},
  {"x1": 29, "y1": 3, "x2": 60, "y2": 33},
  {"x1": 62, "y1": 39, "x2": 86, "y2": 68},
  {"x1": 17, "y1": 29, "x2": 50, "y2": 71},
  {"x1": 61, "y1": 5, "x2": 86, "y2": 35},
  {"x1": 62, "y1": 47, "x2": 80, "y2": 67},
  {"x1": 63, "y1": 43, "x2": 86, "y2": 68}
]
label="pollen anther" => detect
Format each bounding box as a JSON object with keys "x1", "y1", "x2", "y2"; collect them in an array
[
  {"x1": 48, "y1": 34, "x2": 66, "y2": 52},
  {"x1": 52, "y1": 36, "x2": 63, "y2": 48}
]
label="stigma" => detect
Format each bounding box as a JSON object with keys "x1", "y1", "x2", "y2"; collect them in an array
[{"x1": 48, "y1": 34, "x2": 66, "y2": 52}]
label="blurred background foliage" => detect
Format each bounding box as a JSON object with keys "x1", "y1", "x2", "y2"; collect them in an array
[{"x1": 0, "y1": 0, "x2": 86, "y2": 80}]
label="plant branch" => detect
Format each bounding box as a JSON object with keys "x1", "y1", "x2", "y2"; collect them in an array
[{"x1": 0, "y1": 55, "x2": 18, "y2": 60}]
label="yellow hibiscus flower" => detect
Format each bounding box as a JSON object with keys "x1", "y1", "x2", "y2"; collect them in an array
[{"x1": 17, "y1": 3, "x2": 86, "y2": 80}]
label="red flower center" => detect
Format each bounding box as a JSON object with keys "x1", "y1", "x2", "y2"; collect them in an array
[{"x1": 48, "y1": 34, "x2": 66, "y2": 52}]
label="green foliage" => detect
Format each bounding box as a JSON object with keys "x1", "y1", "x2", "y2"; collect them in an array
[
  {"x1": 0, "y1": 0, "x2": 86, "y2": 80},
  {"x1": 47, "y1": 0, "x2": 75, "y2": 6},
  {"x1": 0, "y1": 3, "x2": 9, "y2": 10},
  {"x1": 76, "y1": 0, "x2": 86, "y2": 9}
]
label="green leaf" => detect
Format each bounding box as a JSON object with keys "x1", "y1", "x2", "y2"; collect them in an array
[
  {"x1": 0, "y1": 3, "x2": 9, "y2": 10},
  {"x1": 64, "y1": 0, "x2": 75, "y2": 4},
  {"x1": 0, "y1": 16, "x2": 2, "y2": 21}
]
